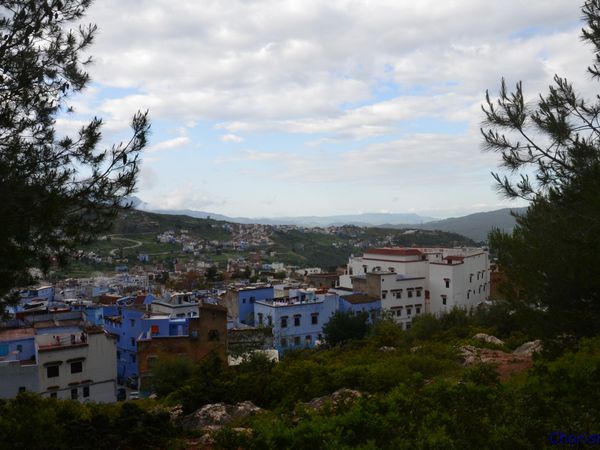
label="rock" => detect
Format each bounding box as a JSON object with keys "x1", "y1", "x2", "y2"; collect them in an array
[
  {"x1": 379, "y1": 346, "x2": 396, "y2": 352},
  {"x1": 305, "y1": 388, "x2": 363, "y2": 411},
  {"x1": 513, "y1": 340, "x2": 542, "y2": 356},
  {"x1": 458, "y1": 345, "x2": 534, "y2": 380},
  {"x1": 473, "y1": 333, "x2": 505, "y2": 345},
  {"x1": 458, "y1": 345, "x2": 480, "y2": 366},
  {"x1": 181, "y1": 401, "x2": 264, "y2": 431},
  {"x1": 167, "y1": 404, "x2": 184, "y2": 422}
]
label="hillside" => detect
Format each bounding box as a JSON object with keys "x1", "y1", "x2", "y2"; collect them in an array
[
  {"x1": 58, "y1": 210, "x2": 476, "y2": 277},
  {"x1": 419, "y1": 208, "x2": 526, "y2": 242}
]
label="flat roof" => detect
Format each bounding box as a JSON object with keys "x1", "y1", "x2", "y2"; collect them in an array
[
  {"x1": 0, "y1": 327, "x2": 35, "y2": 341},
  {"x1": 341, "y1": 294, "x2": 380, "y2": 305},
  {"x1": 365, "y1": 248, "x2": 423, "y2": 257}
]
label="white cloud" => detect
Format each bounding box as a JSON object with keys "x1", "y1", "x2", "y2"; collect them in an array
[
  {"x1": 146, "y1": 136, "x2": 191, "y2": 153},
  {"x1": 64, "y1": 0, "x2": 595, "y2": 216},
  {"x1": 220, "y1": 133, "x2": 244, "y2": 143},
  {"x1": 147, "y1": 184, "x2": 225, "y2": 211}
]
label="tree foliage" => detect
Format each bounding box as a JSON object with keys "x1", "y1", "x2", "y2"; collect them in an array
[
  {"x1": 322, "y1": 311, "x2": 371, "y2": 346},
  {"x1": 0, "y1": 1, "x2": 149, "y2": 300},
  {"x1": 482, "y1": 0, "x2": 600, "y2": 337}
]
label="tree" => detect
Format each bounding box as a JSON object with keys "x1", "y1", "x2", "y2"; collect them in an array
[
  {"x1": 322, "y1": 311, "x2": 371, "y2": 346},
  {"x1": 0, "y1": 1, "x2": 149, "y2": 304},
  {"x1": 481, "y1": 0, "x2": 600, "y2": 336}
]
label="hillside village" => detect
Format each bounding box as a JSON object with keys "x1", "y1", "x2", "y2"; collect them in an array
[{"x1": 0, "y1": 242, "x2": 491, "y2": 402}]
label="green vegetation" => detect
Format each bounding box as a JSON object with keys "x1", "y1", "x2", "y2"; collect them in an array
[
  {"x1": 0, "y1": 0, "x2": 148, "y2": 305},
  {"x1": 483, "y1": 0, "x2": 600, "y2": 338},
  {"x1": 4, "y1": 307, "x2": 600, "y2": 449},
  {"x1": 322, "y1": 311, "x2": 371, "y2": 346}
]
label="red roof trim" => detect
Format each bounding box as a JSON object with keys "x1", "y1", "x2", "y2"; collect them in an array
[{"x1": 365, "y1": 248, "x2": 423, "y2": 257}]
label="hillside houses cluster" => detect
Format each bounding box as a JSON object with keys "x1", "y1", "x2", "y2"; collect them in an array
[
  {"x1": 157, "y1": 223, "x2": 274, "y2": 255},
  {"x1": 0, "y1": 246, "x2": 489, "y2": 403}
]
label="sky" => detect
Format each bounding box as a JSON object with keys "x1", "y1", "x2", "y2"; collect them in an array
[{"x1": 59, "y1": 0, "x2": 595, "y2": 219}]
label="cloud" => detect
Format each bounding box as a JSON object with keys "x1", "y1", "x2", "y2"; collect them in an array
[
  {"x1": 146, "y1": 136, "x2": 191, "y2": 153},
  {"x1": 147, "y1": 184, "x2": 226, "y2": 211},
  {"x1": 63, "y1": 0, "x2": 594, "y2": 217},
  {"x1": 220, "y1": 133, "x2": 244, "y2": 143}
]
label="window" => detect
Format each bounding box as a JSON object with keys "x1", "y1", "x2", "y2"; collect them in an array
[
  {"x1": 469, "y1": 274, "x2": 473, "y2": 282},
  {"x1": 16, "y1": 344, "x2": 23, "y2": 353},
  {"x1": 407, "y1": 308, "x2": 412, "y2": 316},
  {"x1": 416, "y1": 289, "x2": 422, "y2": 297},
  {"x1": 444, "y1": 278, "x2": 450, "y2": 288},
  {"x1": 416, "y1": 306, "x2": 421, "y2": 314},
  {"x1": 18, "y1": 386, "x2": 26, "y2": 393},
  {"x1": 151, "y1": 325, "x2": 159, "y2": 335},
  {"x1": 396, "y1": 309, "x2": 402, "y2": 317},
  {"x1": 396, "y1": 291, "x2": 402, "y2": 299},
  {"x1": 281, "y1": 338, "x2": 288, "y2": 348},
  {"x1": 46, "y1": 365, "x2": 59, "y2": 378},
  {"x1": 71, "y1": 388, "x2": 78, "y2": 400},
  {"x1": 267, "y1": 316, "x2": 272, "y2": 326},
  {"x1": 382, "y1": 291, "x2": 387, "y2": 299},
  {"x1": 408, "y1": 290, "x2": 413, "y2": 298},
  {"x1": 242, "y1": 298, "x2": 246, "y2": 304},
  {"x1": 130, "y1": 354, "x2": 136, "y2": 363},
  {"x1": 477, "y1": 272, "x2": 480, "y2": 280},
  {"x1": 281, "y1": 316, "x2": 288, "y2": 328},
  {"x1": 442, "y1": 295, "x2": 447, "y2": 306},
  {"x1": 293, "y1": 336, "x2": 301, "y2": 346},
  {"x1": 258, "y1": 313, "x2": 264, "y2": 325},
  {"x1": 208, "y1": 330, "x2": 220, "y2": 341},
  {"x1": 130, "y1": 337, "x2": 135, "y2": 347},
  {"x1": 83, "y1": 386, "x2": 90, "y2": 398},
  {"x1": 70, "y1": 361, "x2": 83, "y2": 374},
  {"x1": 467, "y1": 290, "x2": 470, "y2": 299},
  {"x1": 130, "y1": 319, "x2": 135, "y2": 327},
  {"x1": 250, "y1": 296, "x2": 255, "y2": 303},
  {"x1": 117, "y1": 351, "x2": 121, "y2": 360},
  {"x1": 305, "y1": 335, "x2": 311, "y2": 345},
  {"x1": 405, "y1": 322, "x2": 412, "y2": 330},
  {"x1": 294, "y1": 315, "x2": 301, "y2": 327},
  {"x1": 50, "y1": 392, "x2": 57, "y2": 399},
  {"x1": 311, "y1": 313, "x2": 319, "y2": 325}
]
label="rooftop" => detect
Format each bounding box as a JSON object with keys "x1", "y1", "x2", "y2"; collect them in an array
[
  {"x1": 365, "y1": 248, "x2": 423, "y2": 257},
  {"x1": 0, "y1": 327, "x2": 35, "y2": 342},
  {"x1": 341, "y1": 294, "x2": 380, "y2": 305}
]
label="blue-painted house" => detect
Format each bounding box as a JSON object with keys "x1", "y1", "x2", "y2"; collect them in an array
[
  {"x1": 223, "y1": 285, "x2": 274, "y2": 326},
  {"x1": 338, "y1": 293, "x2": 382, "y2": 322},
  {"x1": 254, "y1": 289, "x2": 338, "y2": 354},
  {"x1": 102, "y1": 296, "x2": 190, "y2": 385}
]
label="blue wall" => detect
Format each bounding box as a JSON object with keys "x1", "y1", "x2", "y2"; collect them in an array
[
  {"x1": 338, "y1": 297, "x2": 382, "y2": 321},
  {"x1": 238, "y1": 287, "x2": 274, "y2": 325},
  {"x1": 254, "y1": 294, "x2": 338, "y2": 353},
  {"x1": 102, "y1": 304, "x2": 190, "y2": 384}
]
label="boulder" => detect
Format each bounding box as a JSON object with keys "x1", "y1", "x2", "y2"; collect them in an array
[
  {"x1": 513, "y1": 340, "x2": 542, "y2": 356},
  {"x1": 305, "y1": 388, "x2": 363, "y2": 411},
  {"x1": 473, "y1": 333, "x2": 504, "y2": 345},
  {"x1": 458, "y1": 345, "x2": 480, "y2": 366},
  {"x1": 378, "y1": 346, "x2": 396, "y2": 352},
  {"x1": 181, "y1": 401, "x2": 264, "y2": 431}
]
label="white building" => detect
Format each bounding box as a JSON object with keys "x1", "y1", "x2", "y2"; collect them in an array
[
  {"x1": 0, "y1": 325, "x2": 118, "y2": 402},
  {"x1": 340, "y1": 247, "x2": 490, "y2": 324}
]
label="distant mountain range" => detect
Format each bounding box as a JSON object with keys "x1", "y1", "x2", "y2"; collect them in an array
[{"x1": 125, "y1": 197, "x2": 526, "y2": 242}]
